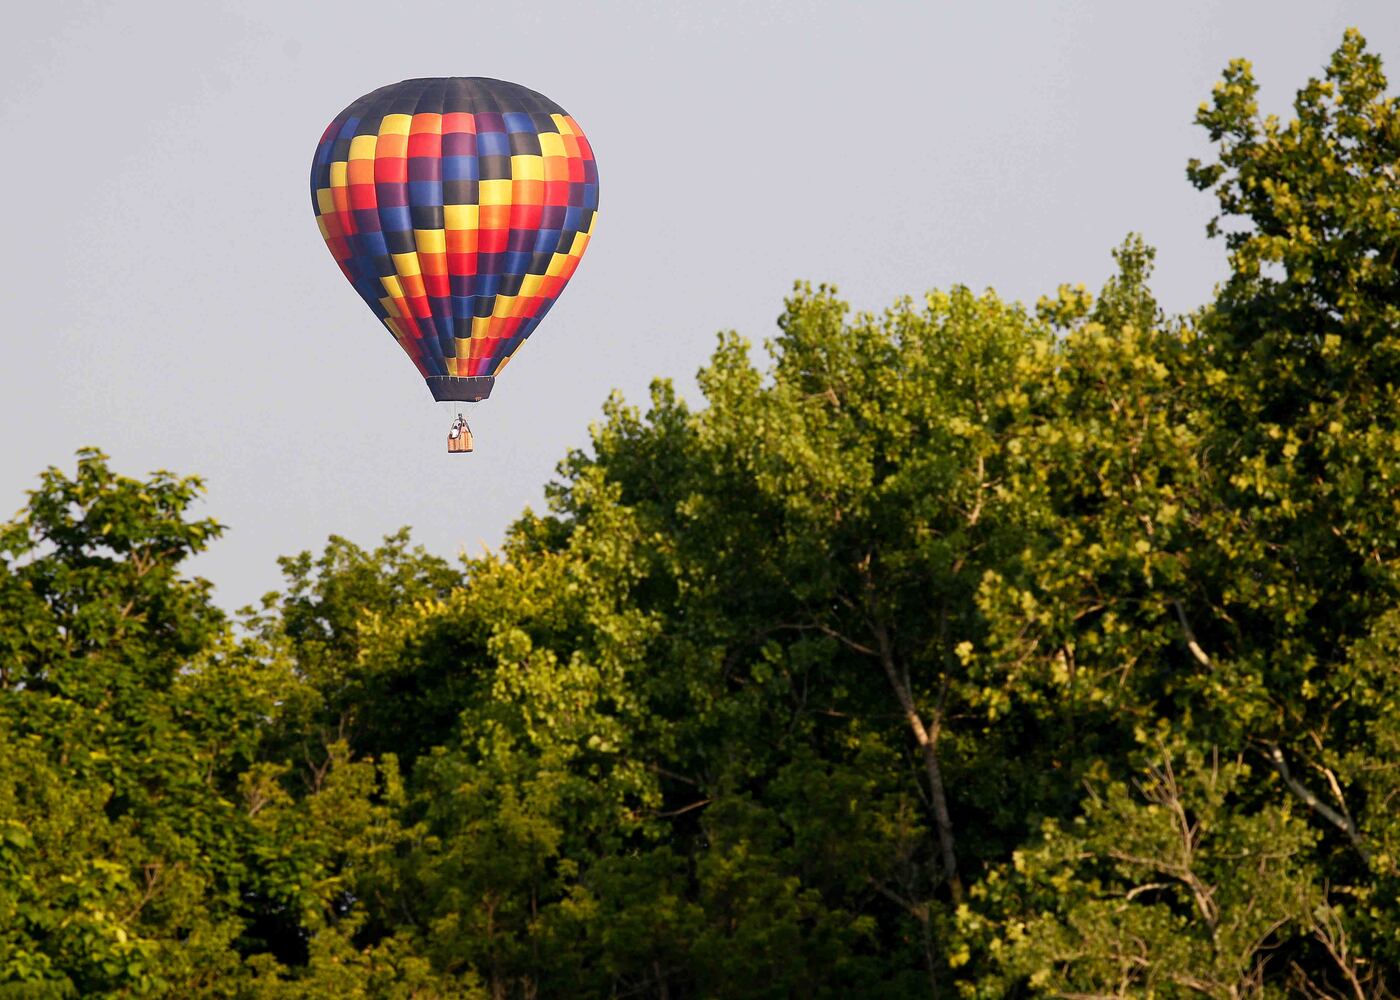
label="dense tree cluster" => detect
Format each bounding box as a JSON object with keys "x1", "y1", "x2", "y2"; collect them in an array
[{"x1": 1, "y1": 32, "x2": 1396, "y2": 998}]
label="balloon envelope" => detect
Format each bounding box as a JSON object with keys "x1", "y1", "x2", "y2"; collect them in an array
[{"x1": 310, "y1": 78, "x2": 599, "y2": 401}]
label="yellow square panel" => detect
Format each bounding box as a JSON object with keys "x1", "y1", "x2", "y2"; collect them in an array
[
  {"x1": 443, "y1": 204, "x2": 479, "y2": 229},
  {"x1": 510, "y1": 155, "x2": 544, "y2": 181},
  {"x1": 329, "y1": 162, "x2": 348, "y2": 187},
  {"x1": 379, "y1": 113, "x2": 413, "y2": 136},
  {"x1": 349, "y1": 134, "x2": 378, "y2": 160},
  {"x1": 414, "y1": 229, "x2": 447, "y2": 254},
  {"x1": 479, "y1": 179, "x2": 512, "y2": 206},
  {"x1": 391, "y1": 252, "x2": 422, "y2": 277}
]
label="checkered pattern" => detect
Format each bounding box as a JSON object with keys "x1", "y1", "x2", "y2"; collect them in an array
[{"x1": 310, "y1": 78, "x2": 598, "y2": 399}]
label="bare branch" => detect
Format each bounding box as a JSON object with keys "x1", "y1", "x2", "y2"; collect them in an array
[
  {"x1": 1308, "y1": 899, "x2": 1370, "y2": 1000},
  {"x1": 966, "y1": 453, "x2": 987, "y2": 527},
  {"x1": 652, "y1": 798, "x2": 711, "y2": 819},
  {"x1": 813, "y1": 622, "x2": 879, "y2": 658},
  {"x1": 644, "y1": 762, "x2": 701, "y2": 787},
  {"x1": 861, "y1": 558, "x2": 964, "y2": 903},
  {"x1": 1171, "y1": 600, "x2": 1213, "y2": 668},
  {"x1": 1263, "y1": 743, "x2": 1369, "y2": 862},
  {"x1": 866, "y1": 878, "x2": 930, "y2": 923},
  {"x1": 1321, "y1": 764, "x2": 1361, "y2": 838},
  {"x1": 1122, "y1": 881, "x2": 1173, "y2": 902}
]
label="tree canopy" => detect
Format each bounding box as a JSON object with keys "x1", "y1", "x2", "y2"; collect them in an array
[{"x1": 1, "y1": 30, "x2": 1396, "y2": 999}]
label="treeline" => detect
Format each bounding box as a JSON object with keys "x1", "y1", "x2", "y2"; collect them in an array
[{"x1": 1, "y1": 31, "x2": 1397, "y2": 998}]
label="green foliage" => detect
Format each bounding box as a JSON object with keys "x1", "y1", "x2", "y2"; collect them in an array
[{"x1": 0, "y1": 29, "x2": 1397, "y2": 998}]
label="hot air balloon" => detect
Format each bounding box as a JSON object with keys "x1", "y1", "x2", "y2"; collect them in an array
[{"x1": 309, "y1": 78, "x2": 599, "y2": 452}]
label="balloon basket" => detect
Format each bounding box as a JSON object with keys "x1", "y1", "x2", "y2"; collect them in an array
[
  {"x1": 448, "y1": 433, "x2": 473, "y2": 454},
  {"x1": 447, "y1": 414, "x2": 474, "y2": 454}
]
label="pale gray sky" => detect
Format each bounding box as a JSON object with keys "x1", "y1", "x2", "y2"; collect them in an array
[{"x1": 2, "y1": 1, "x2": 1395, "y2": 609}]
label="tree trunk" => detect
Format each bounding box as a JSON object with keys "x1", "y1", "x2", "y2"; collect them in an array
[{"x1": 866, "y1": 585, "x2": 964, "y2": 904}]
